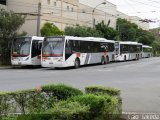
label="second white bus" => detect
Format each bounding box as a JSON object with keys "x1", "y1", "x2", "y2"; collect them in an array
[
  {"x1": 142, "y1": 45, "x2": 152, "y2": 58},
  {"x1": 115, "y1": 41, "x2": 142, "y2": 61},
  {"x1": 41, "y1": 36, "x2": 115, "y2": 68}
]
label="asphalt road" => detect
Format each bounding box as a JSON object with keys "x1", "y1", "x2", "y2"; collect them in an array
[{"x1": 0, "y1": 57, "x2": 160, "y2": 113}]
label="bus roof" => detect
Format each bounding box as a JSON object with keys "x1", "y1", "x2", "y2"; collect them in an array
[
  {"x1": 16, "y1": 36, "x2": 44, "y2": 40},
  {"x1": 118, "y1": 41, "x2": 142, "y2": 45},
  {"x1": 64, "y1": 36, "x2": 115, "y2": 43},
  {"x1": 143, "y1": 45, "x2": 152, "y2": 48}
]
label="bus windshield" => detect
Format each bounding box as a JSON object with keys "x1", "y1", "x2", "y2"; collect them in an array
[
  {"x1": 42, "y1": 37, "x2": 64, "y2": 57},
  {"x1": 12, "y1": 37, "x2": 31, "y2": 57}
]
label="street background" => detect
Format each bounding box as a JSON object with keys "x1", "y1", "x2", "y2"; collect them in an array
[{"x1": 0, "y1": 57, "x2": 160, "y2": 113}]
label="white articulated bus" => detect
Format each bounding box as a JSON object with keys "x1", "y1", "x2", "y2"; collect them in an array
[
  {"x1": 115, "y1": 41, "x2": 142, "y2": 61},
  {"x1": 11, "y1": 36, "x2": 44, "y2": 66},
  {"x1": 41, "y1": 36, "x2": 115, "y2": 68},
  {"x1": 142, "y1": 45, "x2": 152, "y2": 58}
]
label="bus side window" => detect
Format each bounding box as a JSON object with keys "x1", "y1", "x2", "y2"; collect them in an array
[
  {"x1": 80, "y1": 41, "x2": 91, "y2": 53},
  {"x1": 100, "y1": 43, "x2": 108, "y2": 52},
  {"x1": 108, "y1": 43, "x2": 114, "y2": 52},
  {"x1": 71, "y1": 40, "x2": 80, "y2": 53}
]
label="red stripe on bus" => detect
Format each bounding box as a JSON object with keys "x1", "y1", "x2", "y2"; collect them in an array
[
  {"x1": 37, "y1": 55, "x2": 41, "y2": 59},
  {"x1": 12, "y1": 54, "x2": 29, "y2": 57},
  {"x1": 42, "y1": 54, "x2": 63, "y2": 57}
]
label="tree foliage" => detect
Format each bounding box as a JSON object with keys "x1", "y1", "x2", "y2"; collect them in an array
[
  {"x1": 0, "y1": 9, "x2": 25, "y2": 49},
  {"x1": 117, "y1": 18, "x2": 138, "y2": 41},
  {"x1": 65, "y1": 22, "x2": 118, "y2": 40},
  {"x1": 116, "y1": 18, "x2": 155, "y2": 45},
  {"x1": 0, "y1": 9, "x2": 25, "y2": 65},
  {"x1": 65, "y1": 25, "x2": 103, "y2": 37},
  {"x1": 150, "y1": 28, "x2": 160, "y2": 56},
  {"x1": 95, "y1": 21, "x2": 118, "y2": 40},
  {"x1": 40, "y1": 23, "x2": 64, "y2": 37}
]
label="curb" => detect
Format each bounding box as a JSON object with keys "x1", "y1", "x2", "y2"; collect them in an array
[{"x1": 0, "y1": 66, "x2": 12, "y2": 69}]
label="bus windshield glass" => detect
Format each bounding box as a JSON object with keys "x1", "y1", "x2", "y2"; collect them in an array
[
  {"x1": 12, "y1": 37, "x2": 31, "y2": 57},
  {"x1": 42, "y1": 37, "x2": 64, "y2": 57}
]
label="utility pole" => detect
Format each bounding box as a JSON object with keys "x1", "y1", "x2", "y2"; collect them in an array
[
  {"x1": 37, "y1": 1, "x2": 41, "y2": 36},
  {"x1": 92, "y1": 2, "x2": 106, "y2": 28}
]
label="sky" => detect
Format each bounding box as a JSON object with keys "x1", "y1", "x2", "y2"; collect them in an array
[{"x1": 79, "y1": 0, "x2": 160, "y2": 29}]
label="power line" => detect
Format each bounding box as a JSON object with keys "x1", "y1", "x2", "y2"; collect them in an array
[
  {"x1": 147, "y1": 0, "x2": 160, "y2": 4},
  {"x1": 125, "y1": 10, "x2": 160, "y2": 14},
  {"x1": 124, "y1": 0, "x2": 138, "y2": 13},
  {"x1": 130, "y1": 0, "x2": 160, "y2": 8}
]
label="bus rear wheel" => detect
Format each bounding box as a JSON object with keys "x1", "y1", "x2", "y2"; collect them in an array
[
  {"x1": 101, "y1": 57, "x2": 107, "y2": 65},
  {"x1": 74, "y1": 59, "x2": 80, "y2": 69},
  {"x1": 124, "y1": 55, "x2": 126, "y2": 61},
  {"x1": 137, "y1": 54, "x2": 139, "y2": 60}
]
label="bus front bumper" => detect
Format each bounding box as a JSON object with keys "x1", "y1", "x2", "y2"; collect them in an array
[{"x1": 41, "y1": 61, "x2": 67, "y2": 68}]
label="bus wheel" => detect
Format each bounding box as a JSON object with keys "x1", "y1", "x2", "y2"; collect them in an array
[
  {"x1": 124, "y1": 55, "x2": 126, "y2": 61},
  {"x1": 101, "y1": 57, "x2": 107, "y2": 65},
  {"x1": 137, "y1": 54, "x2": 139, "y2": 60},
  {"x1": 106, "y1": 56, "x2": 109, "y2": 64},
  {"x1": 74, "y1": 59, "x2": 80, "y2": 69}
]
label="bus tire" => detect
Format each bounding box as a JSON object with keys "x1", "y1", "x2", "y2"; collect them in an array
[
  {"x1": 74, "y1": 58, "x2": 80, "y2": 69},
  {"x1": 106, "y1": 56, "x2": 109, "y2": 64},
  {"x1": 137, "y1": 54, "x2": 139, "y2": 60},
  {"x1": 136, "y1": 54, "x2": 139, "y2": 60},
  {"x1": 124, "y1": 55, "x2": 126, "y2": 61},
  {"x1": 101, "y1": 56, "x2": 107, "y2": 65}
]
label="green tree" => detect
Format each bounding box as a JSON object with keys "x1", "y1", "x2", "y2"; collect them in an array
[
  {"x1": 116, "y1": 18, "x2": 138, "y2": 41},
  {"x1": 0, "y1": 9, "x2": 25, "y2": 65},
  {"x1": 137, "y1": 33, "x2": 155, "y2": 45},
  {"x1": 65, "y1": 25, "x2": 103, "y2": 37},
  {"x1": 117, "y1": 18, "x2": 155, "y2": 45},
  {"x1": 40, "y1": 23, "x2": 64, "y2": 37},
  {"x1": 95, "y1": 21, "x2": 118, "y2": 40},
  {"x1": 152, "y1": 39, "x2": 160, "y2": 56},
  {"x1": 150, "y1": 28, "x2": 160, "y2": 56}
]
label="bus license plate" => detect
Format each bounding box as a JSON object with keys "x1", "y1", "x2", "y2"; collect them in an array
[{"x1": 18, "y1": 62, "x2": 21, "y2": 65}]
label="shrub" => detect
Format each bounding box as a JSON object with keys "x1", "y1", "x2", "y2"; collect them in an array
[
  {"x1": 85, "y1": 86, "x2": 122, "y2": 119},
  {"x1": 0, "y1": 92, "x2": 11, "y2": 115},
  {"x1": 85, "y1": 86, "x2": 120, "y2": 96},
  {"x1": 48, "y1": 101, "x2": 90, "y2": 120},
  {"x1": 0, "y1": 84, "x2": 83, "y2": 115},
  {"x1": 10, "y1": 90, "x2": 35, "y2": 114},
  {"x1": 0, "y1": 85, "x2": 122, "y2": 120},
  {"x1": 15, "y1": 102, "x2": 89, "y2": 120},
  {"x1": 71, "y1": 94, "x2": 105, "y2": 118},
  {"x1": 16, "y1": 114, "x2": 52, "y2": 120},
  {"x1": 70, "y1": 94, "x2": 122, "y2": 120},
  {"x1": 42, "y1": 84, "x2": 83, "y2": 100}
]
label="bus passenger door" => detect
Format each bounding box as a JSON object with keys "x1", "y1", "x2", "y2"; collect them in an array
[
  {"x1": 65, "y1": 40, "x2": 72, "y2": 61},
  {"x1": 31, "y1": 40, "x2": 42, "y2": 64}
]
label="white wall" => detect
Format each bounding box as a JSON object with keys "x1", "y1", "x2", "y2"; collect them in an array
[
  {"x1": 79, "y1": 0, "x2": 117, "y2": 28},
  {"x1": 7, "y1": 0, "x2": 39, "y2": 13}
]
